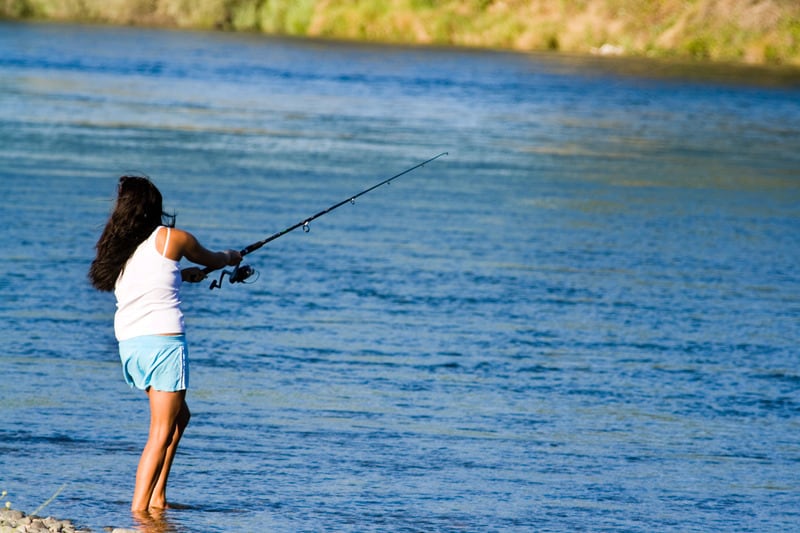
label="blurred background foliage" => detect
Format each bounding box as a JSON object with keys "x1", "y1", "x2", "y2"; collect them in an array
[{"x1": 1, "y1": 0, "x2": 799, "y2": 65}]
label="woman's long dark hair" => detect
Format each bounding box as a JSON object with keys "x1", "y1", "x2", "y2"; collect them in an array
[{"x1": 89, "y1": 176, "x2": 174, "y2": 292}]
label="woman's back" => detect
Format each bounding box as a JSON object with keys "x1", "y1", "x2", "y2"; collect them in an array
[{"x1": 114, "y1": 226, "x2": 183, "y2": 341}]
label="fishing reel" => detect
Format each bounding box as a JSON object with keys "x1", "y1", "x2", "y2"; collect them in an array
[{"x1": 209, "y1": 264, "x2": 259, "y2": 290}]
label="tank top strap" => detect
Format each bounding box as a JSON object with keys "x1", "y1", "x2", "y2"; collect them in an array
[{"x1": 162, "y1": 226, "x2": 171, "y2": 258}]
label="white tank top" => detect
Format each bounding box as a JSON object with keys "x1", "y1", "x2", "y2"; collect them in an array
[{"x1": 114, "y1": 226, "x2": 184, "y2": 341}]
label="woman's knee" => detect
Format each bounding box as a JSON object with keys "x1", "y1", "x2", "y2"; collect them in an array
[{"x1": 146, "y1": 426, "x2": 176, "y2": 451}]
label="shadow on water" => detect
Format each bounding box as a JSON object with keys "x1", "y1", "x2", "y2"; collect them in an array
[{"x1": 523, "y1": 49, "x2": 800, "y2": 89}]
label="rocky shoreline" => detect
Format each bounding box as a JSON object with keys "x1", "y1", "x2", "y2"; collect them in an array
[{"x1": 0, "y1": 508, "x2": 135, "y2": 533}]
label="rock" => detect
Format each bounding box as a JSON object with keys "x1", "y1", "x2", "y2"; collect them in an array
[
  {"x1": 28, "y1": 517, "x2": 51, "y2": 532},
  {"x1": 0, "y1": 509, "x2": 24, "y2": 521},
  {"x1": 0, "y1": 508, "x2": 92, "y2": 533},
  {"x1": 591, "y1": 43, "x2": 625, "y2": 56}
]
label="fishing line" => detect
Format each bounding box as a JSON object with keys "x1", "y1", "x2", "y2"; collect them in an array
[{"x1": 206, "y1": 152, "x2": 448, "y2": 290}]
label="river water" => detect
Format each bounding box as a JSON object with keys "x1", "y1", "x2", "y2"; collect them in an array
[{"x1": 1, "y1": 20, "x2": 799, "y2": 532}]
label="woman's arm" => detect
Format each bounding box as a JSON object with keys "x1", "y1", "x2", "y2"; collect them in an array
[{"x1": 162, "y1": 227, "x2": 241, "y2": 269}]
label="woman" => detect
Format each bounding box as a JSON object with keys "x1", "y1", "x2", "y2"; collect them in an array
[{"x1": 89, "y1": 175, "x2": 241, "y2": 512}]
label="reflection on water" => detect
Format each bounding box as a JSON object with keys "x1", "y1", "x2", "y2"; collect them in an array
[
  {"x1": 1, "y1": 20, "x2": 799, "y2": 533},
  {"x1": 529, "y1": 49, "x2": 800, "y2": 89},
  {"x1": 132, "y1": 508, "x2": 181, "y2": 533}
]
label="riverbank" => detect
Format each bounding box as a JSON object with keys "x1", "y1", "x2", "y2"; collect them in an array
[
  {"x1": 0, "y1": 508, "x2": 88, "y2": 533},
  {"x1": 0, "y1": 507, "x2": 139, "y2": 533},
  {"x1": 1, "y1": 0, "x2": 799, "y2": 67}
]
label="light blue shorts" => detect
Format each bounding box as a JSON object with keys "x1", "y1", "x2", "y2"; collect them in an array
[{"x1": 118, "y1": 334, "x2": 189, "y2": 392}]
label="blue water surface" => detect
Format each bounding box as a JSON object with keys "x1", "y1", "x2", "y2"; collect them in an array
[{"x1": 1, "y1": 21, "x2": 799, "y2": 532}]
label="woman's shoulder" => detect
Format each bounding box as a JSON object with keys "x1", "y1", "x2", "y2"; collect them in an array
[
  {"x1": 160, "y1": 226, "x2": 196, "y2": 240},
  {"x1": 164, "y1": 226, "x2": 189, "y2": 236},
  {"x1": 157, "y1": 226, "x2": 196, "y2": 260}
]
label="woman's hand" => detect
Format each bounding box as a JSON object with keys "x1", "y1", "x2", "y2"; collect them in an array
[{"x1": 181, "y1": 267, "x2": 207, "y2": 283}]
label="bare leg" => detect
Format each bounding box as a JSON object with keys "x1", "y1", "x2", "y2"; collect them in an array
[
  {"x1": 131, "y1": 389, "x2": 186, "y2": 512},
  {"x1": 149, "y1": 399, "x2": 190, "y2": 509}
]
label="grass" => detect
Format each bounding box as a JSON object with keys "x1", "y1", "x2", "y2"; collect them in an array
[{"x1": 1, "y1": 0, "x2": 799, "y2": 65}]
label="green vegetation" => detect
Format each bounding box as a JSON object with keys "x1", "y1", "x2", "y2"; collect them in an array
[{"x1": 1, "y1": 0, "x2": 799, "y2": 66}]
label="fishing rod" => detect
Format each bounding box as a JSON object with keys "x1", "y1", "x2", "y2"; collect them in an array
[{"x1": 206, "y1": 152, "x2": 448, "y2": 290}]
